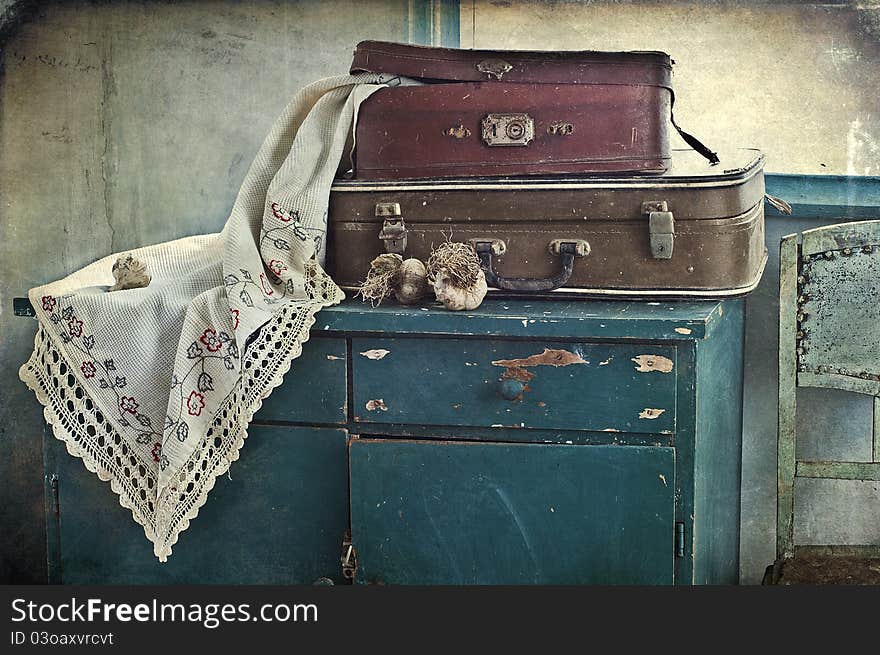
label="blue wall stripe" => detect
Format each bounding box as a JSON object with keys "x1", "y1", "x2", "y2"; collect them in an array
[
  {"x1": 408, "y1": 0, "x2": 460, "y2": 47},
  {"x1": 765, "y1": 173, "x2": 880, "y2": 219}
]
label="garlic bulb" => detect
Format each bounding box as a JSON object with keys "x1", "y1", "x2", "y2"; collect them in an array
[
  {"x1": 108, "y1": 254, "x2": 151, "y2": 292},
  {"x1": 358, "y1": 253, "x2": 403, "y2": 305},
  {"x1": 432, "y1": 268, "x2": 488, "y2": 311},
  {"x1": 394, "y1": 258, "x2": 429, "y2": 305}
]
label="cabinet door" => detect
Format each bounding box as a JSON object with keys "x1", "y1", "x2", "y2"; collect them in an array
[
  {"x1": 47, "y1": 426, "x2": 348, "y2": 584},
  {"x1": 349, "y1": 439, "x2": 676, "y2": 585}
]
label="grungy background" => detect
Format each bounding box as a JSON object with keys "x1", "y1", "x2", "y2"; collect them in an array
[{"x1": 2, "y1": 0, "x2": 879, "y2": 584}]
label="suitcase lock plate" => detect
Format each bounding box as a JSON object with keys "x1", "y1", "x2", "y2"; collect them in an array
[
  {"x1": 482, "y1": 113, "x2": 534, "y2": 147},
  {"x1": 376, "y1": 202, "x2": 407, "y2": 254},
  {"x1": 643, "y1": 201, "x2": 675, "y2": 260}
]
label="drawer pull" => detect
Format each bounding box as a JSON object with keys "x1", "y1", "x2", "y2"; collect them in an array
[
  {"x1": 499, "y1": 378, "x2": 525, "y2": 401},
  {"x1": 471, "y1": 239, "x2": 591, "y2": 292}
]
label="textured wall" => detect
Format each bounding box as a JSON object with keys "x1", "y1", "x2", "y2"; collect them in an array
[
  {"x1": 0, "y1": 0, "x2": 411, "y2": 583},
  {"x1": 462, "y1": 0, "x2": 880, "y2": 176},
  {"x1": 464, "y1": 0, "x2": 880, "y2": 583},
  {"x1": 3, "y1": 0, "x2": 878, "y2": 585}
]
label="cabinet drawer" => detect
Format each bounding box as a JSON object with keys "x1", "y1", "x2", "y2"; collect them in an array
[
  {"x1": 254, "y1": 337, "x2": 346, "y2": 424},
  {"x1": 352, "y1": 337, "x2": 676, "y2": 434},
  {"x1": 350, "y1": 438, "x2": 676, "y2": 584}
]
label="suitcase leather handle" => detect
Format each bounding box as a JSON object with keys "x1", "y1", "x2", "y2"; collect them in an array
[{"x1": 472, "y1": 239, "x2": 590, "y2": 292}]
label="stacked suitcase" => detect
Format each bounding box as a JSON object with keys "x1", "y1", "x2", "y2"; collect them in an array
[{"x1": 327, "y1": 41, "x2": 767, "y2": 298}]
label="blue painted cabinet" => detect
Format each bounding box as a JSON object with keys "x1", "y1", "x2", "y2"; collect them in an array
[{"x1": 44, "y1": 298, "x2": 745, "y2": 584}]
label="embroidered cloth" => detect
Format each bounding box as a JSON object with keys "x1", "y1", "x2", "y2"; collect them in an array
[{"x1": 19, "y1": 74, "x2": 386, "y2": 561}]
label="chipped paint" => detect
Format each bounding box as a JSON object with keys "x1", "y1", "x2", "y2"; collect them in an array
[
  {"x1": 360, "y1": 349, "x2": 390, "y2": 360},
  {"x1": 365, "y1": 399, "x2": 388, "y2": 412},
  {"x1": 598, "y1": 356, "x2": 613, "y2": 366},
  {"x1": 659, "y1": 474, "x2": 668, "y2": 486},
  {"x1": 631, "y1": 354, "x2": 674, "y2": 373},
  {"x1": 493, "y1": 348, "x2": 588, "y2": 369},
  {"x1": 639, "y1": 408, "x2": 666, "y2": 420},
  {"x1": 674, "y1": 327, "x2": 692, "y2": 335},
  {"x1": 326, "y1": 354, "x2": 343, "y2": 360},
  {"x1": 601, "y1": 428, "x2": 621, "y2": 432},
  {"x1": 493, "y1": 348, "x2": 587, "y2": 385}
]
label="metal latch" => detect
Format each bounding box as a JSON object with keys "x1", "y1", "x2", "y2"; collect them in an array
[
  {"x1": 341, "y1": 532, "x2": 358, "y2": 580},
  {"x1": 675, "y1": 522, "x2": 685, "y2": 558},
  {"x1": 482, "y1": 113, "x2": 534, "y2": 147},
  {"x1": 643, "y1": 200, "x2": 675, "y2": 259},
  {"x1": 376, "y1": 202, "x2": 407, "y2": 254}
]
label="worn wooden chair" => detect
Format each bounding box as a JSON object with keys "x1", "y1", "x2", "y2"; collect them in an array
[{"x1": 765, "y1": 220, "x2": 880, "y2": 584}]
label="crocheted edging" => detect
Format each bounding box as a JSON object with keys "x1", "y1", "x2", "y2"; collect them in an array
[
  {"x1": 19, "y1": 265, "x2": 345, "y2": 563},
  {"x1": 153, "y1": 279, "x2": 344, "y2": 561},
  {"x1": 19, "y1": 330, "x2": 160, "y2": 548}
]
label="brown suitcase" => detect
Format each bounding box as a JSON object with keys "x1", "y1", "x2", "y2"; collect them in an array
[
  {"x1": 350, "y1": 40, "x2": 717, "y2": 180},
  {"x1": 327, "y1": 148, "x2": 767, "y2": 298}
]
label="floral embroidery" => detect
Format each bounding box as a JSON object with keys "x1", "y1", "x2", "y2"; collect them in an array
[
  {"x1": 120, "y1": 396, "x2": 139, "y2": 414},
  {"x1": 62, "y1": 306, "x2": 75, "y2": 320},
  {"x1": 81, "y1": 361, "x2": 97, "y2": 378},
  {"x1": 187, "y1": 390, "x2": 205, "y2": 417},
  {"x1": 230, "y1": 308, "x2": 240, "y2": 330},
  {"x1": 68, "y1": 318, "x2": 84, "y2": 337},
  {"x1": 268, "y1": 259, "x2": 287, "y2": 276},
  {"x1": 270, "y1": 201, "x2": 300, "y2": 224},
  {"x1": 151, "y1": 442, "x2": 162, "y2": 463},
  {"x1": 259, "y1": 273, "x2": 274, "y2": 296},
  {"x1": 199, "y1": 328, "x2": 223, "y2": 353},
  {"x1": 41, "y1": 295, "x2": 56, "y2": 311}
]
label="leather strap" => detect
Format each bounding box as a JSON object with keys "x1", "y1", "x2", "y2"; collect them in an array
[{"x1": 670, "y1": 91, "x2": 720, "y2": 165}]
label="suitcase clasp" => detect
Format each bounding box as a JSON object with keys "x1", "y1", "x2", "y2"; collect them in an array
[
  {"x1": 376, "y1": 202, "x2": 408, "y2": 254},
  {"x1": 643, "y1": 201, "x2": 675, "y2": 260}
]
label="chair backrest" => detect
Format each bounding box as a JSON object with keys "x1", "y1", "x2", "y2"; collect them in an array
[{"x1": 777, "y1": 219, "x2": 880, "y2": 558}]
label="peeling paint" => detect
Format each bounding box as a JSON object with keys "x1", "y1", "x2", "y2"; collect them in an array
[
  {"x1": 493, "y1": 348, "x2": 589, "y2": 369},
  {"x1": 601, "y1": 428, "x2": 621, "y2": 432},
  {"x1": 639, "y1": 408, "x2": 666, "y2": 420},
  {"x1": 598, "y1": 356, "x2": 613, "y2": 366},
  {"x1": 326, "y1": 354, "x2": 343, "y2": 361},
  {"x1": 360, "y1": 349, "x2": 390, "y2": 360},
  {"x1": 659, "y1": 474, "x2": 667, "y2": 486},
  {"x1": 365, "y1": 399, "x2": 388, "y2": 412},
  {"x1": 674, "y1": 327, "x2": 692, "y2": 335},
  {"x1": 493, "y1": 348, "x2": 588, "y2": 384},
  {"x1": 631, "y1": 354, "x2": 674, "y2": 373}
]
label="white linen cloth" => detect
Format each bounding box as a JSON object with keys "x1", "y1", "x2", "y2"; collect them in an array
[{"x1": 19, "y1": 74, "x2": 387, "y2": 561}]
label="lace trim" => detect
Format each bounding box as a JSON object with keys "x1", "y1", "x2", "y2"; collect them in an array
[{"x1": 19, "y1": 262, "x2": 344, "y2": 561}]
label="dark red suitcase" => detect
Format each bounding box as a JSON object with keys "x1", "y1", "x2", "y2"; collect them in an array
[{"x1": 350, "y1": 41, "x2": 716, "y2": 180}]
